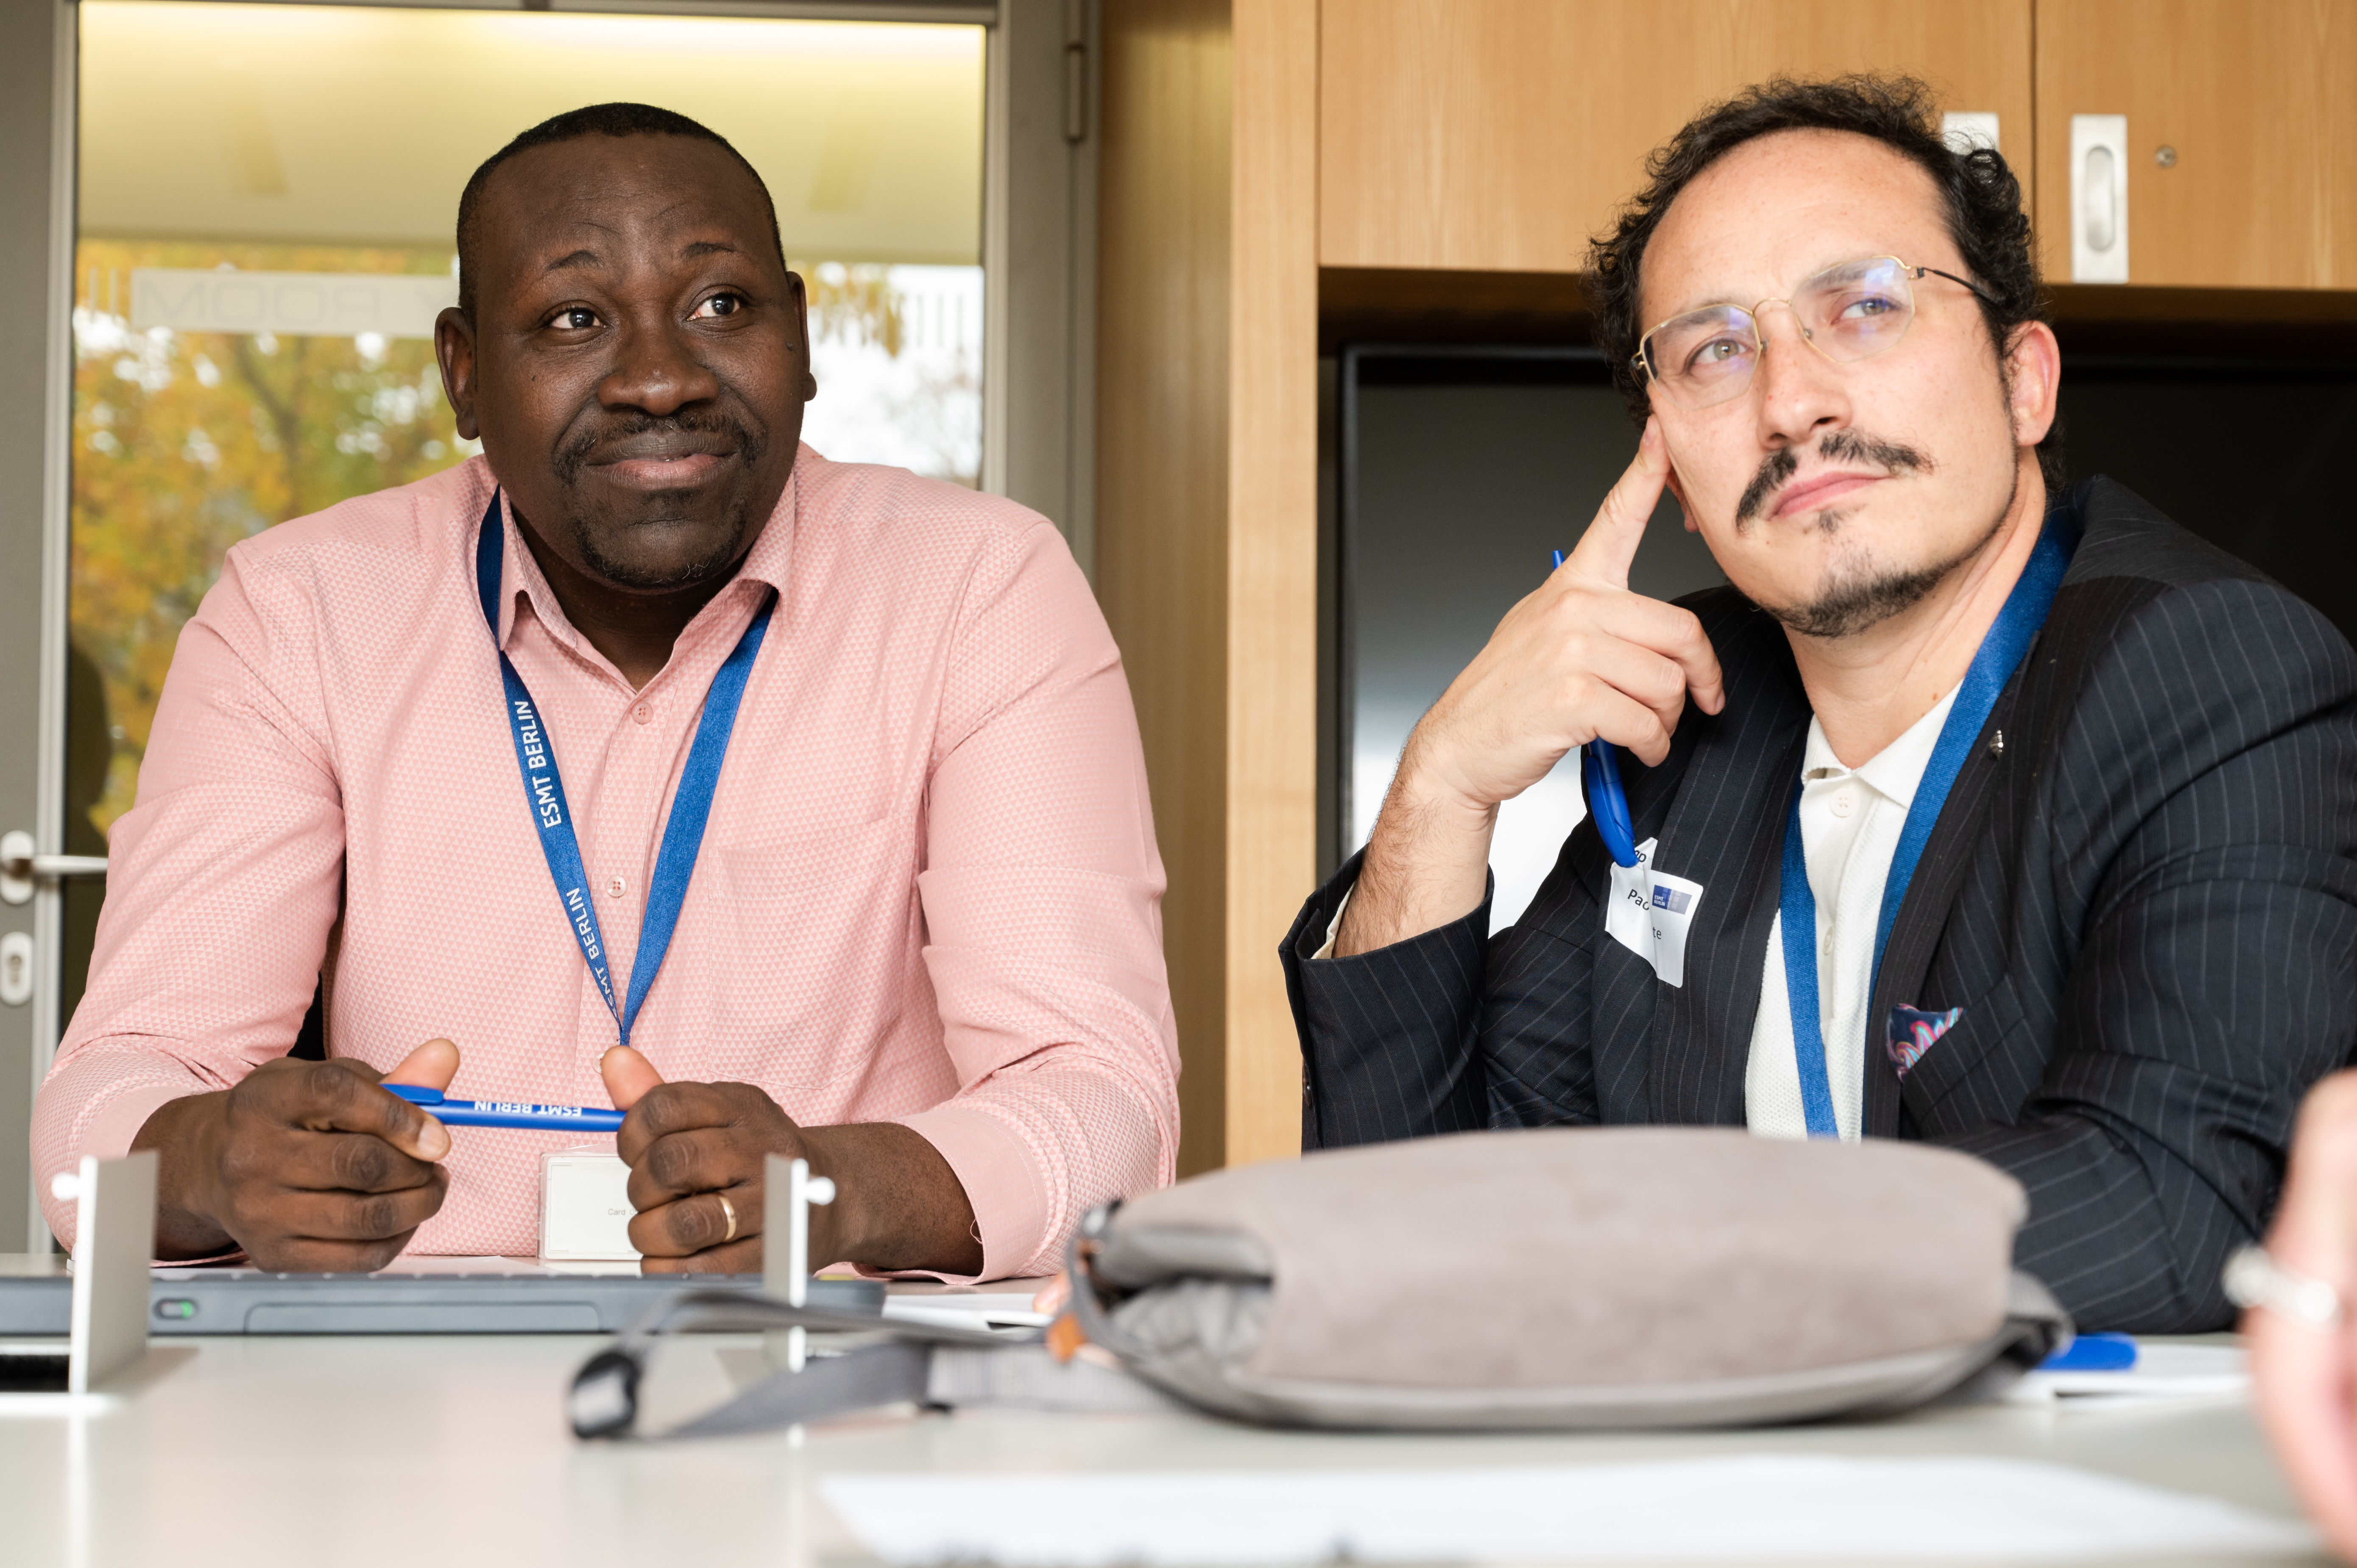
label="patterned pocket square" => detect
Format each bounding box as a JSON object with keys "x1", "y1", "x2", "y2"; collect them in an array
[{"x1": 1888, "y1": 1004, "x2": 1964, "y2": 1078}]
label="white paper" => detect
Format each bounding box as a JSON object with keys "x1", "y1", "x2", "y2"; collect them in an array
[
  {"x1": 821, "y1": 1456, "x2": 2315, "y2": 1565},
  {"x1": 1604, "y1": 837, "x2": 1705, "y2": 987}
]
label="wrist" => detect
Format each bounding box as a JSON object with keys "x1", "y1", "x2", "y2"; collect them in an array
[
  {"x1": 1389, "y1": 735, "x2": 1504, "y2": 829},
  {"x1": 132, "y1": 1092, "x2": 237, "y2": 1257},
  {"x1": 792, "y1": 1123, "x2": 858, "y2": 1260},
  {"x1": 790, "y1": 1122, "x2": 980, "y2": 1275}
]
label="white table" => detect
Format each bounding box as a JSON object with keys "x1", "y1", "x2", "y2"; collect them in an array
[{"x1": 0, "y1": 1267, "x2": 2326, "y2": 1567}]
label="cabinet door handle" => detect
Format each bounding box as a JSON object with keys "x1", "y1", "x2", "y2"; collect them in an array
[
  {"x1": 2070, "y1": 114, "x2": 2131, "y2": 284},
  {"x1": 2082, "y1": 145, "x2": 2118, "y2": 251}
]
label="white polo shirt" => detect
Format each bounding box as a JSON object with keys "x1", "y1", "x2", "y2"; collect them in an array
[{"x1": 1745, "y1": 688, "x2": 1957, "y2": 1141}]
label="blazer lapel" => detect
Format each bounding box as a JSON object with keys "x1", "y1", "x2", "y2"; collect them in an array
[
  {"x1": 1862, "y1": 705, "x2": 2010, "y2": 1138},
  {"x1": 1867, "y1": 581, "x2": 2084, "y2": 1136}
]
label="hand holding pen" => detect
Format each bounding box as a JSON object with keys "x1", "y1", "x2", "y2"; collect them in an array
[
  {"x1": 131, "y1": 1037, "x2": 461, "y2": 1273},
  {"x1": 1333, "y1": 419, "x2": 1724, "y2": 955},
  {"x1": 387, "y1": 1052, "x2": 803, "y2": 1273},
  {"x1": 1556, "y1": 549, "x2": 1641, "y2": 869},
  {"x1": 388, "y1": 1046, "x2": 981, "y2": 1278}
]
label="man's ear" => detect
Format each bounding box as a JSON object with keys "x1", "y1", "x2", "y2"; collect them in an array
[
  {"x1": 1663, "y1": 469, "x2": 1699, "y2": 533},
  {"x1": 2003, "y1": 319, "x2": 2062, "y2": 449},
  {"x1": 1656, "y1": 435, "x2": 1702, "y2": 533},
  {"x1": 435, "y1": 307, "x2": 480, "y2": 442},
  {"x1": 787, "y1": 270, "x2": 818, "y2": 402}
]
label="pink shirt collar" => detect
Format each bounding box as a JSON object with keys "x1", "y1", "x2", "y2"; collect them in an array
[{"x1": 484, "y1": 462, "x2": 802, "y2": 681}]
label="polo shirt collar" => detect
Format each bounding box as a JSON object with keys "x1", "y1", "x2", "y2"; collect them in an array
[{"x1": 1799, "y1": 684, "x2": 1959, "y2": 812}]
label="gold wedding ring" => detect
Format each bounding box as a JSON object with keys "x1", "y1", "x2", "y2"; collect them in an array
[{"x1": 716, "y1": 1191, "x2": 738, "y2": 1246}]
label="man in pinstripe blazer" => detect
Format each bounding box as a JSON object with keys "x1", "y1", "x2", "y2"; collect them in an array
[{"x1": 1281, "y1": 78, "x2": 2357, "y2": 1333}]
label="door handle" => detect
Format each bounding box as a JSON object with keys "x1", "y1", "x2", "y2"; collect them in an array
[{"x1": 1, "y1": 830, "x2": 108, "y2": 906}]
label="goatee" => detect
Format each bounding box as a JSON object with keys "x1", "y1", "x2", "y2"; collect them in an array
[{"x1": 1760, "y1": 469, "x2": 2017, "y2": 640}]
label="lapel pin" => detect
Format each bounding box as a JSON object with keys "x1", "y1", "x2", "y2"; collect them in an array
[{"x1": 1988, "y1": 729, "x2": 2005, "y2": 758}]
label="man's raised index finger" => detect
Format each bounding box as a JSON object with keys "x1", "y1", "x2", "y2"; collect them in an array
[{"x1": 1563, "y1": 416, "x2": 1671, "y2": 591}]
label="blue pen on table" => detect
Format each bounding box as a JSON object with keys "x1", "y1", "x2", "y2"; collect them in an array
[
  {"x1": 1553, "y1": 549, "x2": 1641, "y2": 868},
  {"x1": 380, "y1": 1082, "x2": 625, "y2": 1134},
  {"x1": 2038, "y1": 1331, "x2": 2137, "y2": 1374}
]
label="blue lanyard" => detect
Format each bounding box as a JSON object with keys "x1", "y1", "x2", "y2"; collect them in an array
[
  {"x1": 1779, "y1": 518, "x2": 2072, "y2": 1136},
  {"x1": 474, "y1": 492, "x2": 775, "y2": 1048}
]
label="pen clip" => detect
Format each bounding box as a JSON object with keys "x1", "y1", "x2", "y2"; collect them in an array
[{"x1": 380, "y1": 1083, "x2": 447, "y2": 1107}]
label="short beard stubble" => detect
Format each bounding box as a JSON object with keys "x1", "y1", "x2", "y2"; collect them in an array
[
  {"x1": 556, "y1": 406, "x2": 771, "y2": 591},
  {"x1": 1738, "y1": 428, "x2": 2015, "y2": 641}
]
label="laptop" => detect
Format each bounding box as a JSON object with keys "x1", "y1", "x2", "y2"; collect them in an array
[{"x1": 0, "y1": 1253, "x2": 882, "y2": 1340}]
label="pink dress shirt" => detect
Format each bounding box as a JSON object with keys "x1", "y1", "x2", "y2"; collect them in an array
[{"x1": 34, "y1": 450, "x2": 1179, "y2": 1277}]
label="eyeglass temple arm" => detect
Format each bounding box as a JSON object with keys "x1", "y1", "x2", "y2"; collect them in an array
[{"x1": 1915, "y1": 264, "x2": 2002, "y2": 308}]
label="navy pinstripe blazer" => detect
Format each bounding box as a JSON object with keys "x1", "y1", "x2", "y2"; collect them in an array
[{"x1": 1283, "y1": 479, "x2": 2357, "y2": 1333}]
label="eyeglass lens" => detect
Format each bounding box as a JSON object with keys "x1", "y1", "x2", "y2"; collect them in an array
[{"x1": 1643, "y1": 257, "x2": 1920, "y2": 409}]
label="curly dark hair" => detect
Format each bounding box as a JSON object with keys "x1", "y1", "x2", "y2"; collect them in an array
[
  {"x1": 1587, "y1": 74, "x2": 2061, "y2": 487},
  {"x1": 455, "y1": 102, "x2": 784, "y2": 320}
]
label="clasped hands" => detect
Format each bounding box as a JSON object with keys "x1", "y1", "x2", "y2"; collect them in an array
[{"x1": 131, "y1": 1036, "x2": 956, "y2": 1275}]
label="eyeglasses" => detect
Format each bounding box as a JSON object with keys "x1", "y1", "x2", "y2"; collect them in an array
[{"x1": 1632, "y1": 256, "x2": 2000, "y2": 411}]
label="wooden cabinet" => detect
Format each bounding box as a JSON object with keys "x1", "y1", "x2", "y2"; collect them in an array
[
  {"x1": 2035, "y1": 0, "x2": 2357, "y2": 290},
  {"x1": 1320, "y1": 0, "x2": 2034, "y2": 273}
]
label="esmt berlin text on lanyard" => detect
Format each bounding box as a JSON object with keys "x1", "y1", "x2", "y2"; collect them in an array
[
  {"x1": 1779, "y1": 513, "x2": 2074, "y2": 1137},
  {"x1": 476, "y1": 490, "x2": 776, "y2": 1049}
]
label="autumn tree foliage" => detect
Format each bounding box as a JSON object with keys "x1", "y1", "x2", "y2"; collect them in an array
[{"x1": 70, "y1": 239, "x2": 469, "y2": 831}]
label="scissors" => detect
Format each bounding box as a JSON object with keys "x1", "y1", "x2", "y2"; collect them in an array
[{"x1": 1553, "y1": 550, "x2": 1640, "y2": 868}]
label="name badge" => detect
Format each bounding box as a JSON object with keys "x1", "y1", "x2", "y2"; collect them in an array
[
  {"x1": 1604, "y1": 837, "x2": 1705, "y2": 988},
  {"x1": 539, "y1": 1151, "x2": 640, "y2": 1262}
]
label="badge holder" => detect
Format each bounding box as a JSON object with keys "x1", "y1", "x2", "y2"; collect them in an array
[{"x1": 539, "y1": 1150, "x2": 639, "y2": 1263}]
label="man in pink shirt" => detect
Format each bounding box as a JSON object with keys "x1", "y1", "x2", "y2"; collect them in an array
[{"x1": 33, "y1": 103, "x2": 1179, "y2": 1279}]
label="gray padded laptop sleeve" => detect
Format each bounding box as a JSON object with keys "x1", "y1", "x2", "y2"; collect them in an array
[{"x1": 1066, "y1": 1127, "x2": 2070, "y2": 1430}]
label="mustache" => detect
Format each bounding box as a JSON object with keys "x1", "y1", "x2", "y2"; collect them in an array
[
  {"x1": 1735, "y1": 429, "x2": 1933, "y2": 525},
  {"x1": 553, "y1": 408, "x2": 762, "y2": 488}
]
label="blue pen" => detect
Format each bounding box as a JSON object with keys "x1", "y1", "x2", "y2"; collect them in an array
[
  {"x1": 1554, "y1": 549, "x2": 1641, "y2": 868},
  {"x1": 2039, "y1": 1331, "x2": 2138, "y2": 1373},
  {"x1": 381, "y1": 1082, "x2": 625, "y2": 1133}
]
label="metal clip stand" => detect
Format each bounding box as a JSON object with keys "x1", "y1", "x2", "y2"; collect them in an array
[
  {"x1": 49, "y1": 1150, "x2": 158, "y2": 1393},
  {"x1": 763, "y1": 1153, "x2": 836, "y2": 1373}
]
